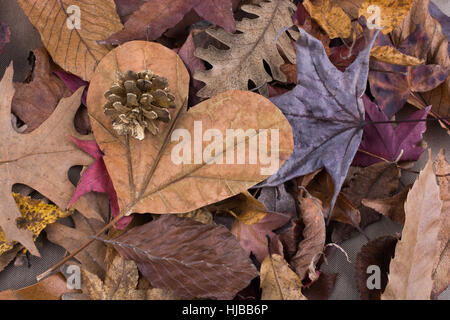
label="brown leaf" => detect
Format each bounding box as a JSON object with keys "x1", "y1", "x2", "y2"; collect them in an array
[
  {"x1": 0, "y1": 245, "x2": 22, "y2": 273},
  {"x1": 260, "y1": 253, "x2": 307, "y2": 300},
  {"x1": 290, "y1": 196, "x2": 326, "y2": 281},
  {"x1": 0, "y1": 273, "x2": 73, "y2": 300},
  {"x1": 432, "y1": 149, "x2": 450, "y2": 297},
  {"x1": 102, "y1": 215, "x2": 258, "y2": 299},
  {"x1": 302, "y1": 272, "x2": 337, "y2": 300},
  {"x1": 87, "y1": 41, "x2": 293, "y2": 216},
  {"x1": 358, "y1": 0, "x2": 412, "y2": 34},
  {"x1": 382, "y1": 151, "x2": 443, "y2": 300},
  {"x1": 194, "y1": 0, "x2": 297, "y2": 98},
  {"x1": 370, "y1": 46, "x2": 424, "y2": 66},
  {"x1": 0, "y1": 65, "x2": 95, "y2": 255},
  {"x1": 355, "y1": 235, "x2": 398, "y2": 300},
  {"x1": 17, "y1": 0, "x2": 123, "y2": 81},
  {"x1": 361, "y1": 187, "x2": 410, "y2": 224}
]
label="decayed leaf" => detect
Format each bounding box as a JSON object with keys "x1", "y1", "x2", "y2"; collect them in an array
[
  {"x1": 261, "y1": 28, "x2": 378, "y2": 221},
  {"x1": 12, "y1": 48, "x2": 71, "y2": 133},
  {"x1": 17, "y1": 0, "x2": 123, "y2": 81},
  {"x1": 194, "y1": 0, "x2": 297, "y2": 98},
  {"x1": 106, "y1": 0, "x2": 235, "y2": 44},
  {"x1": 359, "y1": 0, "x2": 412, "y2": 34},
  {"x1": 46, "y1": 212, "x2": 107, "y2": 278},
  {"x1": 382, "y1": 151, "x2": 443, "y2": 300},
  {"x1": 0, "y1": 273, "x2": 73, "y2": 300},
  {"x1": 355, "y1": 235, "x2": 398, "y2": 300},
  {"x1": 87, "y1": 41, "x2": 293, "y2": 216},
  {"x1": 361, "y1": 187, "x2": 410, "y2": 224},
  {"x1": 290, "y1": 196, "x2": 326, "y2": 280},
  {"x1": 260, "y1": 253, "x2": 307, "y2": 300},
  {"x1": 370, "y1": 46, "x2": 424, "y2": 66},
  {"x1": 354, "y1": 96, "x2": 429, "y2": 166},
  {"x1": 303, "y1": 0, "x2": 352, "y2": 39},
  {"x1": 102, "y1": 215, "x2": 258, "y2": 299},
  {"x1": 432, "y1": 149, "x2": 450, "y2": 297},
  {"x1": 0, "y1": 65, "x2": 96, "y2": 255},
  {"x1": 82, "y1": 255, "x2": 145, "y2": 300},
  {"x1": 392, "y1": 0, "x2": 450, "y2": 126},
  {"x1": 0, "y1": 193, "x2": 71, "y2": 255}
]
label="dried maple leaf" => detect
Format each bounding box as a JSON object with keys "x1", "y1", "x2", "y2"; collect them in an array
[
  {"x1": 0, "y1": 193, "x2": 71, "y2": 255},
  {"x1": 290, "y1": 196, "x2": 326, "y2": 281},
  {"x1": 194, "y1": 0, "x2": 297, "y2": 98},
  {"x1": 87, "y1": 41, "x2": 293, "y2": 216},
  {"x1": 260, "y1": 253, "x2": 307, "y2": 300},
  {"x1": 0, "y1": 65, "x2": 95, "y2": 256},
  {"x1": 0, "y1": 22, "x2": 10, "y2": 55},
  {"x1": 355, "y1": 235, "x2": 398, "y2": 300},
  {"x1": 106, "y1": 0, "x2": 235, "y2": 44},
  {"x1": 101, "y1": 215, "x2": 258, "y2": 299},
  {"x1": 12, "y1": 48, "x2": 71, "y2": 133},
  {"x1": 382, "y1": 151, "x2": 443, "y2": 300},
  {"x1": 353, "y1": 96, "x2": 429, "y2": 166},
  {"x1": 260, "y1": 28, "x2": 378, "y2": 221},
  {"x1": 17, "y1": 0, "x2": 123, "y2": 81},
  {"x1": 82, "y1": 255, "x2": 145, "y2": 300}
]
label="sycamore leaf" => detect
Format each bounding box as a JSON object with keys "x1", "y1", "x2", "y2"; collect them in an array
[
  {"x1": 0, "y1": 65, "x2": 96, "y2": 255},
  {"x1": 106, "y1": 0, "x2": 235, "y2": 44},
  {"x1": 12, "y1": 48, "x2": 71, "y2": 133},
  {"x1": 17, "y1": 0, "x2": 123, "y2": 81},
  {"x1": 260, "y1": 253, "x2": 307, "y2": 300},
  {"x1": 101, "y1": 215, "x2": 258, "y2": 299},
  {"x1": 260, "y1": 28, "x2": 378, "y2": 220},
  {"x1": 87, "y1": 41, "x2": 293, "y2": 216},
  {"x1": 355, "y1": 235, "x2": 398, "y2": 300},
  {"x1": 0, "y1": 22, "x2": 10, "y2": 55},
  {"x1": 353, "y1": 96, "x2": 429, "y2": 166},
  {"x1": 382, "y1": 151, "x2": 443, "y2": 300},
  {"x1": 0, "y1": 193, "x2": 71, "y2": 255},
  {"x1": 82, "y1": 255, "x2": 146, "y2": 300},
  {"x1": 67, "y1": 137, "x2": 132, "y2": 230},
  {"x1": 194, "y1": 0, "x2": 297, "y2": 98},
  {"x1": 290, "y1": 196, "x2": 326, "y2": 280}
]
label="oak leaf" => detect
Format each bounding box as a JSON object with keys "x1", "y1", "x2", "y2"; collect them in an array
[
  {"x1": 0, "y1": 65, "x2": 95, "y2": 255},
  {"x1": 87, "y1": 41, "x2": 293, "y2": 217},
  {"x1": 194, "y1": 0, "x2": 297, "y2": 98},
  {"x1": 17, "y1": 0, "x2": 123, "y2": 81},
  {"x1": 102, "y1": 215, "x2": 259, "y2": 299},
  {"x1": 382, "y1": 151, "x2": 443, "y2": 300},
  {"x1": 260, "y1": 253, "x2": 307, "y2": 300}
]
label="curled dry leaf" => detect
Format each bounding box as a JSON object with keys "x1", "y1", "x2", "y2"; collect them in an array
[
  {"x1": 17, "y1": 0, "x2": 123, "y2": 81},
  {"x1": 0, "y1": 65, "x2": 96, "y2": 255},
  {"x1": 382, "y1": 151, "x2": 443, "y2": 300},
  {"x1": 87, "y1": 41, "x2": 293, "y2": 217},
  {"x1": 12, "y1": 48, "x2": 71, "y2": 133},
  {"x1": 102, "y1": 215, "x2": 258, "y2": 300},
  {"x1": 355, "y1": 235, "x2": 398, "y2": 300},
  {"x1": 260, "y1": 253, "x2": 307, "y2": 300},
  {"x1": 290, "y1": 196, "x2": 326, "y2": 280},
  {"x1": 194, "y1": 0, "x2": 297, "y2": 98}
]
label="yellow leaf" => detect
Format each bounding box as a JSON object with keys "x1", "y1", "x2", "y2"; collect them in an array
[
  {"x1": 0, "y1": 193, "x2": 71, "y2": 255},
  {"x1": 260, "y1": 253, "x2": 307, "y2": 300},
  {"x1": 303, "y1": 0, "x2": 352, "y2": 39},
  {"x1": 371, "y1": 46, "x2": 424, "y2": 66},
  {"x1": 359, "y1": 0, "x2": 412, "y2": 34}
]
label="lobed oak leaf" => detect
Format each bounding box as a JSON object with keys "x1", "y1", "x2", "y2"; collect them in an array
[{"x1": 101, "y1": 215, "x2": 259, "y2": 300}]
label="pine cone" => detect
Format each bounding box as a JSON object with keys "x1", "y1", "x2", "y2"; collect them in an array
[{"x1": 103, "y1": 70, "x2": 176, "y2": 140}]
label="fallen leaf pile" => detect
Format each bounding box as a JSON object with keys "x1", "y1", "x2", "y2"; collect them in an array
[{"x1": 0, "y1": 0, "x2": 448, "y2": 301}]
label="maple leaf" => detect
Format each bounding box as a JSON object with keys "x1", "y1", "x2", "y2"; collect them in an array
[
  {"x1": 67, "y1": 137, "x2": 133, "y2": 230},
  {"x1": 12, "y1": 48, "x2": 71, "y2": 133},
  {"x1": 194, "y1": 0, "x2": 298, "y2": 98},
  {"x1": 0, "y1": 65, "x2": 95, "y2": 256},
  {"x1": 259, "y1": 28, "x2": 378, "y2": 221},
  {"x1": 0, "y1": 22, "x2": 10, "y2": 55},
  {"x1": 353, "y1": 95, "x2": 430, "y2": 166},
  {"x1": 106, "y1": 0, "x2": 235, "y2": 44},
  {"x1": 101, "y1": 215, "x2": 259, "y2": 299},
  {"x1": 382, "y1": 151, "x2": 443, "y2": 300}
]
